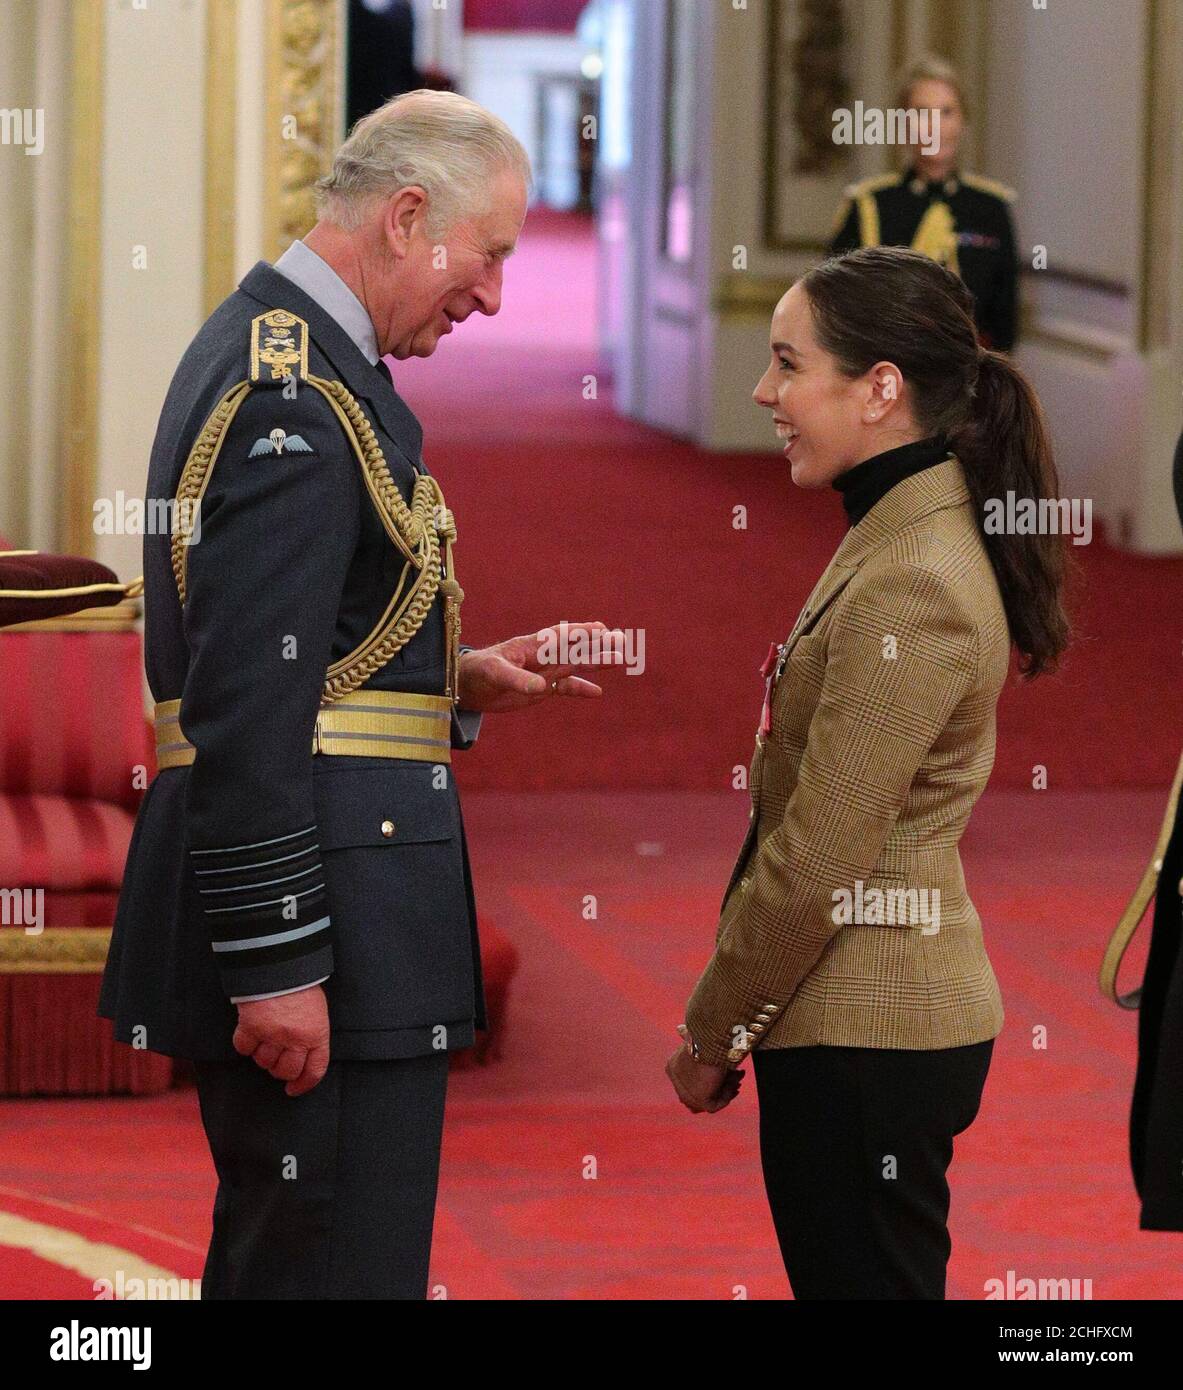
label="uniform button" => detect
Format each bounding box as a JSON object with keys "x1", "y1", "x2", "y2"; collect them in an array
[
  {"x1": 750, "y1": 1023, "x2": 765, "y2": 1033},
  {"x1": 755, "y1": 1013, "x2": 771, "y2": 1024},
  {"x1": 763, "y1": 1003, "x2": 780, "y2": 1013},
  {"x1": 380, "y1": 819, "x2": 396, "y2": 838}
]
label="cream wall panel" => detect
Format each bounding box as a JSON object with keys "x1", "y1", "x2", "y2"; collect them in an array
[
  {"x1": 984, "y1": 0, "x2": 1146, "y2": 294},
  {"x1": 0, "y1": 0, "x2": 37, "y2": 545},
  {"x1": 461, "y1": 32, "x2": 586, "y2": 187},
  {"x1": 235, "y1": 0, "x2": 266, "y2": 278},
  {"x1": 94, "y1": 0, "x2": 208, "y2": 584}
]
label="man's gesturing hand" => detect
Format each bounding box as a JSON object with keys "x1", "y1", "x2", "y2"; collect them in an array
[
  {"x1": 233, "y1": 985, "x2": 330, "y2": 1097},
  {"x1": 456, "y1": 621, "x2": 625, "y2": 713}
]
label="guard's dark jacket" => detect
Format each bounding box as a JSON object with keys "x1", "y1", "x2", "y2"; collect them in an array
[
  {"x1": 831, "y1": 167, "x2": 1019, "y2": 352},
  {"x1": 99, "y1": 262, "x2": 485, "y2": 1061}
]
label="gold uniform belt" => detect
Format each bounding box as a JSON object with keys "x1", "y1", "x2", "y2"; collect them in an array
[{"x1": 153, "y1": 689, "x2": 453, "y2": 770}]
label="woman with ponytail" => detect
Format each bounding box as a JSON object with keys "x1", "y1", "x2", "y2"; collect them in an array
[{"x1": 666, "y1": 245, "x2": 1070, "y2": 1298}]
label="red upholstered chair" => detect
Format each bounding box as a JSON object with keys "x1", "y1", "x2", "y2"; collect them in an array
[{"x1": 0, "y1": 541, "x2": 170, "y2": 1095}]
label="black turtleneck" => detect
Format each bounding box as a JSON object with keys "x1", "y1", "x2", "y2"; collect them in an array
[{"x1": 832, "y1": 435, "x2": 951, "y2": 528}]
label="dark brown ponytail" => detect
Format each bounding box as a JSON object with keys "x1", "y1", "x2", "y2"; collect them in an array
[
  {"x1": 949, "y1": 349, "x2": 1070, "y2": 676},
  {"x1": 803, "y1": 245, "x2": 1070, "y2": 677}
]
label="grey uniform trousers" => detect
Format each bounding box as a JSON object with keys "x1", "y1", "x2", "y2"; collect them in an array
[{"x1": 194, "y1": 1051, "x2": 449, "y2": 1299}]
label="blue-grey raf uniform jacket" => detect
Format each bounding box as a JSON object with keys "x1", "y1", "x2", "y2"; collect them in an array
[{"x1": 99, "y1": 261, "x2": 486, "y2": 1061}]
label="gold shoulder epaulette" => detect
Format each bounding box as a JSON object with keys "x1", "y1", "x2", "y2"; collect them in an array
[
  {"x1": 249, "y1": 308, "x2": 310, "y2": 386},
  {"x1": 842, "y1": 171, "x2": 902, "y2": 200},
  {"x1": 960, "y1": 172, "x2": 1017, "y2": 203}
]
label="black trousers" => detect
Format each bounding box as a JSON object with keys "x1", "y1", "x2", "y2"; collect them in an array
[
  {"x1": 753, "y1": 1040, "x2": 993, "y2": 1299},
  {"x1": 193, "y1": 1052, "x2": 449, "y2": 1299}
]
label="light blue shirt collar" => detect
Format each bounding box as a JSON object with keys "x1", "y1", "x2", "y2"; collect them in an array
[{"x1": 272, "y1": 239, "x2": 380, "y2": 366}]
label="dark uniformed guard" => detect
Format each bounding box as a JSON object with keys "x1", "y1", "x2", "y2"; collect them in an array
[
  {"x1": 830, "y1": 168, "x2": 1018, "y2": 352},
  {"x1": 829, "y1": 59, "x2": 1019, "y2": 352},
  {"x1": 99, "y1": 90, "x2": 608, "y2": 1299}
]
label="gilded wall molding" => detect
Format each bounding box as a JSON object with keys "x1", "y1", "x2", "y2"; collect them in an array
[
  {"x1": 713, "y1": 273, "x2": 796, "y2": 318},
  {"x1": 0, "y1": 928, "x2": 112, "y2": 973},
  {"x1": 263, "y1": 0, "x2": 345, "y2": 262},
  {"x1": 763, "y1": 0, "x2": 856, "y2": 251},
  {"x1": 62, "y1": 1, "x2": 104, "y2": 557}
]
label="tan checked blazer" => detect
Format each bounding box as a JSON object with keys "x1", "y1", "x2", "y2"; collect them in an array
[{"x1": 685, "y1": 457, "x2": 1010, "y2": 1067}]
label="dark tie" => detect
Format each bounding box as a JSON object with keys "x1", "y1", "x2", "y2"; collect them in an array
[{"x1": 374, "y1": 356, "x2": 426, "y2": 476}]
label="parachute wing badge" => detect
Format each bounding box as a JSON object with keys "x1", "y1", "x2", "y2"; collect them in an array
[{"x1": 247, "y1": 428, "x2": 316, "y2": 458}]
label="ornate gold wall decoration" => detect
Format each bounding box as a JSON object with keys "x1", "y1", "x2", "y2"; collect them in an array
[
  {"x1": 764, "y1": 0, "x2": 856, "y2": 252},
  {"x1": 789, "y1": 0, "x2": 851, "y2": 176},
  {"x1": 263, "y1": 0, "x2": 345, "y2": 262}
]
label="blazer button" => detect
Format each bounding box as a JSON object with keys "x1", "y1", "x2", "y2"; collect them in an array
[{"x1": 381, "y1": 819, "x2": 396, "y2": 838}]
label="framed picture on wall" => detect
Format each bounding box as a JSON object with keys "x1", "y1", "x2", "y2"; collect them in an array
[{"x1": 763, "y1": 0, "x2": 870, "y2": 253}]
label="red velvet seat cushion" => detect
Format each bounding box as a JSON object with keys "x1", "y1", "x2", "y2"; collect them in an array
[
  {"x1": 0, "y1": 793, "x2": 137, "y2": 892},
  {"x1": 0, "y1": 552, "x2": 125, "y2": 627}
]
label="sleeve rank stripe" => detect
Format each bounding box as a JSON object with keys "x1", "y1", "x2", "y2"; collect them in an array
[{"x1": 211, "y1": 917, "x2": 332, "y2": 953}]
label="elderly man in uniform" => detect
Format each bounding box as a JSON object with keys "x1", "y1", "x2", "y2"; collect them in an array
[{"x1": 100, "y1": 90, "x2": 609, "y2": 1299}]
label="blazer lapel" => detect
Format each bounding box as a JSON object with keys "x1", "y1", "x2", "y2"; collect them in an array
[{"x1": 774, "y1": 457, "x2": 972, "y2": 669}]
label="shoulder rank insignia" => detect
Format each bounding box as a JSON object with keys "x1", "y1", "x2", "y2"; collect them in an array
[
  {"x1": 249, "y1": 308, "x2": 310, "y2": 386},
  {"x1": 960, "y1": 172, "x2": 1017, "y2": 203},
  {"x1": 842, "y1": 171, "x2": 903, "y2": 201},
  {"x1": 247, "y1": 428, "x2": 314, "y2": 458}
]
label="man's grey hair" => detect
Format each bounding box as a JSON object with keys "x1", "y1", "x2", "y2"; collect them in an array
[{"x1": 315, "y1": 89, "x2": 532, "y2": 238}]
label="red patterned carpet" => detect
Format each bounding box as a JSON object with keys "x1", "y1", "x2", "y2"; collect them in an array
[
  {"x1": 2, "y1": 210, "x2": 1180, "y2": 1299},
  {"x1": 1, "y1": 789, "x2": 1180, "y2": 1300}
]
